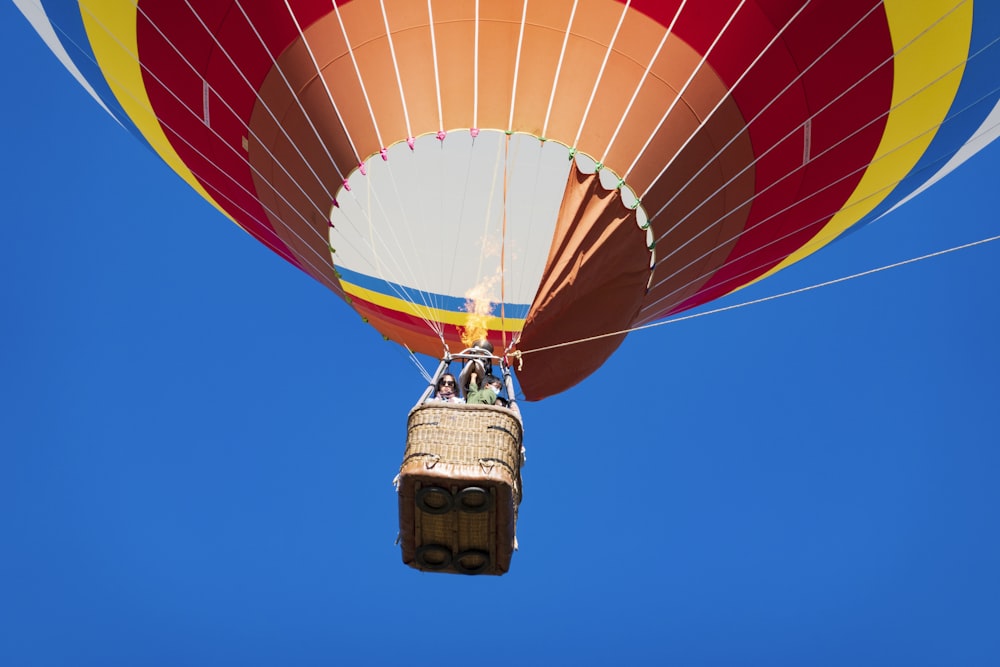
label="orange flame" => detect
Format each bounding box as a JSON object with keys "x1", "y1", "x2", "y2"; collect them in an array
[{"x1": 459, "y1": 278, "x2": 496, "y2": 348}]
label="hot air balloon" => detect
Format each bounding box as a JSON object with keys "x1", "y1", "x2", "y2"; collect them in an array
[{"x1": 16, "y1": 0, "x2": 1000, "y2": 574}]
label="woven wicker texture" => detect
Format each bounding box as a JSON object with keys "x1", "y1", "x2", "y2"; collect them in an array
[
  {"x1": 397, "y1": 403, "x2": 524, "y2": 575},
  {"x1": 405, "y1": 404, "x2": 522, "y2": 471}
]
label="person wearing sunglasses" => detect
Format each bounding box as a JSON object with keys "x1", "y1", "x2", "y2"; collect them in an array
[{"x1": 429, "y1": 373, "x2": 463, "y2": 403}]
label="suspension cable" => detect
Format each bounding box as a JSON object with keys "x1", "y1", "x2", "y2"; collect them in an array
[
  {"x1": 639, "y1": 90, "x2": 1000, "y2": 323},
  {"x1": 516, "y1": 233, "x2": 1000, "y2": 357},
  {"x1": 75, "y1": 0, "x2": 451, "y2": 340},
  {"x1": 638, "y1": 9, "x2": 1000, "y2": 322}
]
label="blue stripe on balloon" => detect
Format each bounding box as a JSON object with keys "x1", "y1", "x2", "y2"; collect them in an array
[
  {"x1": 336, "y1": 266, "x2": 530, "y2": 320},
  {"x1": 38, "y1": 0, "x2": 151, "y2": 151},
  {"x1": 852, "y1": 3, "x2": 1000, "y2": 230}
]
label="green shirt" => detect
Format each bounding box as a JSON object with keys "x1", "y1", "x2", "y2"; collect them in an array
[{"x1": 466, "y1": 380, "x2": 499, "y2": 405}]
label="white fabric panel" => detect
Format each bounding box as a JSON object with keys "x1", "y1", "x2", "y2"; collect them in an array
[
  {"x1": 13, "y1": 0, "x2": 121, "y2": 124},
  {"x1": 884, "y1": 98, "x2": 1000, "y2": 217},
  {"x1": 329, "y1": 130, "x2": 569, "y2": 311}
]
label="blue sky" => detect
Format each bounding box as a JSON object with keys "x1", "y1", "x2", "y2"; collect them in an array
[{"x1": 3, "y1": 5, "x2": 1000, "y2": 666}]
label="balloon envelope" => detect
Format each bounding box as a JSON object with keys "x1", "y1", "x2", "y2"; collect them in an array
[{"x1": 16, "y1": 0, "x2": 1000, "y2": 398}]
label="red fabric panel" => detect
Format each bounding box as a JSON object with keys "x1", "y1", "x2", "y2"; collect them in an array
[{"x1": 135, "y1": 1, "x2": 336, "y2": 272}]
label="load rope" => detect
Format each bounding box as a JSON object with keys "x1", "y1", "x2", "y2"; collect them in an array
[{"x1": 515, "y1": 232, "x2": 1000, "y2": 357}]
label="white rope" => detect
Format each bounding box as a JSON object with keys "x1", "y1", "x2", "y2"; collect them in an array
[
  {"x1": 519, "y1": 233, "x2": 1000, "y2": 356},
  {"x1": 284, "y1": 0, "x2": 361, "y2": 162},
  {"x1": 571, "y1": 0, "x2": 631, "y2": 152},
  {"x1": 638, "y1": 98, "x2": 1000, "y2": 323},
  {"x1": 639, "y1": 0, "x2": 982, "y2": 308},
  {"x1": 152, "y1": 1, "x2": 408, "y2": 292},
  {"x1": 282, "y1": 0, "x2": 453, "y2": 334},
  {"x1": 353, "y1": 154, "x2": 448, "y2": 336},
  {"x1": 641, "y1": 22, "x2": 1000, "y2": 318},
  {"x1": 332, "y1": 160, "x2": 447, "y2": 335},
  {"x1": 83, "y1": 3, "x2": 349, "y2": 277},
  {"x1": 175, "y1": 1, "x2": 337, "y2": 201},
  {"x1": 639, "y1": 0, "x2": 814, "y2": 206},
  {"x1": 76, "y1": 0, "x2": 451, "y2": 338},
  {"x1": 231, "y1": 0, "x2": 345, "y2": 185},
  {"x1": 541, "y1": 0, "x2": 578, "y2": 139},
  {"x1": 507, "y1": 0, "x2": 529, "y2": 131},
  {"x1": 405, "y1": 345, "x2": 434, "y2": 384},
  {"x1": 444, "y1": 131, "x2": 483, "y2": 300},
  {"x1": 626, "y1": 0, "x2": 747, "y2": 181},
  {"x1": 477, "y1": 135, "x2": 508, "y2": 280},
  {"x1": 320, "y1": 1, "x2": 447, "y2": 327},
  {"x1": 356, "y1": 178, "x2": 445, "y2": 342},
  {"x1": 427, "y1": 0, "x2": 445, "y2": 133},
  {"x1": 649, "y1": 0, "x2": 925, "y2": 244},
  {"x1": 331, "y1": 0, "x2": 384, "y2": 149},
  {"x1": 234, "y1": 3, "x2": 436, "y2": 314},
  {"x1": 474, "y1": 0, "x2": 480, "y2": 129},
  {"x1": 511, "y1": 139, "x2": 547, "y2": 304},
  {"x1": 46, "y1": 0, "x2": 1000, "y2": 353},
  {"x1": 599, "y1": 0, "x2": 687, "y2": 165},
  {"x1": 379, "y1": 0, "x2": 413, "y2": 141}
]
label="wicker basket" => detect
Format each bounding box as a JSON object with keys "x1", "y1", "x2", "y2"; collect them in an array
[{"x1": 397, "y1": 402, "x2": 524, "y2": 575}]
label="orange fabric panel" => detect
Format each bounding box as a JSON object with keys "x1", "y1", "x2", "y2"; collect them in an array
[{"x1": 516, "y1": 166, "x2": 650, "y2": 400}]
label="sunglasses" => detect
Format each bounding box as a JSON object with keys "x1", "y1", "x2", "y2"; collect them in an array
[{"x1": 439, "y1": 380, "x2": 456, "y2": 387}]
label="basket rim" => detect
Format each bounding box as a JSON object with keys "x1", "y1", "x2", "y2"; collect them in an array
[{"x1": 409, "y1": 401, "x2": 522, "y2": 419}]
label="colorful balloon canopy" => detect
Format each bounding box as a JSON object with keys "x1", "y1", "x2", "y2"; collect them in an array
[{"x1": 17, "y1": 0, "x2": 1000, "y2": 399}]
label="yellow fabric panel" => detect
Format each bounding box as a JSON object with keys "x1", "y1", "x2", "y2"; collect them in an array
[
  {"x1": 340, "y1": 280, "x2": 525, "y2": 331},
  {"x1": 745, "y1": 0, "x2": 972, "y2": 288},
  {"x1": 79, "y1": 2, "x2": 232, "y2": 222}
]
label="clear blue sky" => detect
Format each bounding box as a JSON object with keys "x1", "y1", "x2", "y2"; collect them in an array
[{"x1": 3, "y1": 5, "x2": 1000, "y2": 665}]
